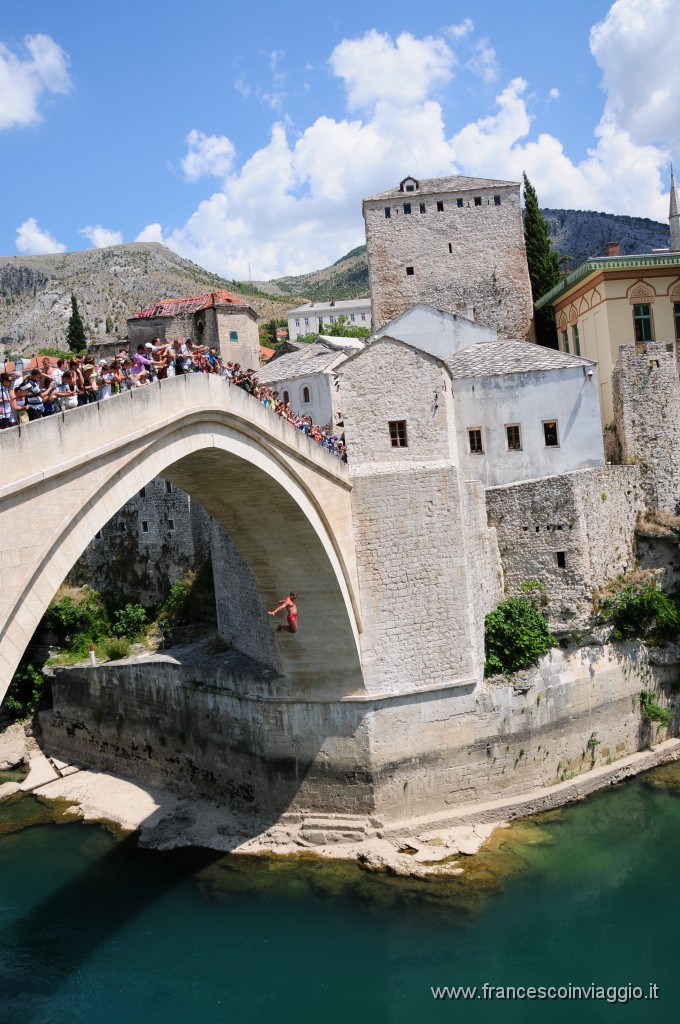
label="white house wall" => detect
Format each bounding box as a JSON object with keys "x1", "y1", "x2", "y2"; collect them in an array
[
  {"x1": 454, "y1": 366, "x2": 604, "y2": 487},
  {"x1": 372, "y1": 304, "x2": 497, "y2": 360}
]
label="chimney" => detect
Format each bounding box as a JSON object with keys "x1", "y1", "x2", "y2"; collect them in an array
[
  {"x1": 605, "y1": 242, "x2": 621, "y2": 257},
  {"x1": 330, "y1": 298, "x2": 336, "y2": 307}
]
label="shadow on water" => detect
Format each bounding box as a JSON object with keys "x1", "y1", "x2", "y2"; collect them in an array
[{"x1": 0, "y1": 796, "x2": 222, "y2": 1024}]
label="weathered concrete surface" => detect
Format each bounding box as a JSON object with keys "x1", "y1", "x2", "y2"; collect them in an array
[{"x1": 0, "y1": 373, "x2": 363, "y2": 699}]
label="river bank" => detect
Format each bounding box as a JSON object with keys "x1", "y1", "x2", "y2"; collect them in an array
[{"x1": 2, "y1": 719, "x2": 679, "y2": 878}]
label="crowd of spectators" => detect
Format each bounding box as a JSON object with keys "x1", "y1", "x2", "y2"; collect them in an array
[{"x1": 0, "y1": 338, "x2": 347, "y2": 460}]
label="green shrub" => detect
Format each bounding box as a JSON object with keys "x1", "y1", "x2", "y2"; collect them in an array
[
  {"x1": 163, "y1": 578, "x2": 191, "y2": 618},
  {"x1": 484, "y1": 598, "x2": 556, "y2": 677},
  {"x1": 101, "y1": 636, "x2": 131, "y2": 661},
  {"x1": 2, "y1": 664, "x2": 46, "y2": 719},
  {"x1": 640, "y1": 690, "x2": 673, "y2": 727},
  {"x1": 599, "y1": 584, "x2": 680, "y2": 642},
  {"x1": 45, "y1": 588, "x2": 111, "y2": 645},
  {"x1": 112, "y1": 603, "x2": 147, "y2": 640}
]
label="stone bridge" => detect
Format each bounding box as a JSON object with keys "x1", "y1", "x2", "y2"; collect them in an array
[{"x1": 0, "y1": 374, "x2": 363, "y2": 701}]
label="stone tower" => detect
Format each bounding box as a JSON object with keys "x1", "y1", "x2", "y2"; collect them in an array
[
  {"x1": 362, "y1": 175, "x2": 535, "y2": 340},
  {"x1": 670, "y1": 167, "x2": 680, "y2": 252}
]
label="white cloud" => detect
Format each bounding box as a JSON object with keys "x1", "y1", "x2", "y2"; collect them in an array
[
  {"x1": 0, "y1": 34, "x2": 71, "y2": 129},
  {"x1": 234, "y1": 78, "x2": 250, "y2": 99},
  {"x1": 549, "y1": 87, "x2": 560, "y2": 101},
  {"x1": 591, "y1": 0, "x2": 679, "y2": 149},
  {"x1": 330, "y1": 29, "x2": 455, "y2": 111},
  {"x1": 135, "y1": 223, "x2": 165, "y2": 244},
  {"x1": 147, "y1": 15, "x2": 675, "y2": 280},
  {"x1": 79, "y1": 225, "x2": 124, "y2": 248},
  {"x1": 181, "y1": 129, "x2": 236, "y2": 182},
  {"x1": 465, "y1": 38, "x2": 499, "y2": 84},
  {"x1": 446, "y1": 18, "x2": 474, "y2": 40},
  {"x1": 16, "y1": 217, "x2": 66, "y2": 254}
]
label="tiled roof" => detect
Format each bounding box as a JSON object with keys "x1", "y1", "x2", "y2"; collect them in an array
[
  {"x1": 256, "y1": 342, "x2": 343, "y2": 384},
  {"x1": 130, "y1": 289, "x2": 243, "y2": 319},
  {"x1": 446, "y1": 340, "x2": 594, "y2": 379},
  {"x1": 364, "y1": 175, "x2": 518, "y2": 202}
]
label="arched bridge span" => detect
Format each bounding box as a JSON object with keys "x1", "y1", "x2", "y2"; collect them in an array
[{"x1": 0, "y1": 375, "x2": 363, "y2": 700}]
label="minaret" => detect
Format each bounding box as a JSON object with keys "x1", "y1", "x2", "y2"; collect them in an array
[{"x1": 670, "y1": 166, "x2": 680, "y2": 251}]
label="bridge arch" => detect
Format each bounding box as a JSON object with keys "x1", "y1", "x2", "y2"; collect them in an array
[{"x1": 0, "y1": 376, "x2": 364, "y2": 701}]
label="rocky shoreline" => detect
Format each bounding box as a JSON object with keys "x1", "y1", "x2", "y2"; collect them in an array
[{"x1": 2, "y1": 720, "x2": 680, "y2": 879}]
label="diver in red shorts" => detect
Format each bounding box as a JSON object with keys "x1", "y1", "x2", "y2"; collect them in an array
[{"x1": 268, "y1": 592, "x2": 299, "y2": 633}]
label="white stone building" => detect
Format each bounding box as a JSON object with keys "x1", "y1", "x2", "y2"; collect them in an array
[
  {"x1": 363, "y1": 174, "x2": 535, "y2": 340},
  {"x1": 257, "y1": 336, "x2": 364, "y2": 427},
  {"x1": 287, "y1": 298, "x2": 371, "y2": 341}
]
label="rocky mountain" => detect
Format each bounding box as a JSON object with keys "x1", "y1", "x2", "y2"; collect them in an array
[
  {"x1": 0, "y1": 243, "x2": 296, "y2": 356},
  {"x1": 249, "y1": 209, "x2": 671, "y2": 302},
  {"x1": 1, "y1": 208, "x2": 671, "y2": 355}
]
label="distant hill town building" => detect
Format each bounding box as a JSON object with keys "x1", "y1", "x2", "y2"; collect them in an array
[
  {"x1": 362, "y1": 175, "x2": 535, "y2": 340},
  {"x1": 287, "y1": 298, "x2": 371, "y2": 340},
  {"x1": 127, "y1": 290, "x2": 260, "y2": 369},
  {"x1": 536, "y1": 173, "x2": 680, "y2": 423}
]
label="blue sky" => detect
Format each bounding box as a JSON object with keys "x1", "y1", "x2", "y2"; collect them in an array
[{"x1": 0, "y1": 0, "x2": 676, "y2": 278}]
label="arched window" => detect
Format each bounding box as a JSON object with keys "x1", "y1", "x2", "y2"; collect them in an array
[
  {"x1": 283, "y1": 390, "x2": 290, "y2": 404},
  {"x1": 302, "y1": 386, "x2": 310, "y2": 404}
]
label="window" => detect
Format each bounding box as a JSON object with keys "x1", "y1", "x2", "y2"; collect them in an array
[
  {"x1": 283, "y1": 390, "x2": 290, "y2": 404},
  {"x1": 295, "y1": 319, "x2": 300, "y2": 327},
  {"x1": 556, "y1": 551, "x2": 566, "y2": 569},
  {"x1": 448, "y1": 243, "x2": 452, "y2": 253},
  {"x1": 168, "y1": 519, "x2": 175, "y2": 531},
  {"x1": 405, "y1": 183, "x2": 415, "y2": 192},
  {"x1": 229, "y1": 330, "x2": 239, "y2": 342},
  {"x1": 494, "y1": 195, "x2": 501, "y2": 205},
  {"x1": 406, "y1": 266, "x2": 414, "y2": 276},
  {"x1": 633, "y1": 303, "x2": 654, "y2": 342},
  {"x1": 350, "y1": 313, "x2": 355, "y2": 322},
  {"x1": 572, "y1": 324, "x2": 581, "y2": 356},
  {"x1": 388, "y1": 420, "x2": 408, "y2": 447},
  {"x1": 329, "y1": 316, "x2": 335, "y2": 324},
  {"x1": 403, "y1": 203, "x2": 412, "y2": 215},
  {"x1": 318, "y1": 316, "x2": 323, "y2": 326},
  {"x1": 141, "y1": 520, "x2": 149, "y2": 534},
  {"x1": 302, "y1": 386, "x2": 310, "y2": 403},
  {"x1": 139, "y1": 487, "x2": 146, "y2": 498},
  {"x1": 561, "y1": 330, "x2": 569, "y2": 353},
  {"x1": 457, "y1": 198, "x2": 463, "y2": 208},
  {"x1": 419, "y1": 203, "x2": 426, "y2": 214},
  {"x1": 94, "y1": 530, "x2": 102, "y2": 540},
  {"x1": 506, "y1": 424, "x2": 522, "y2": 451},
  {"x1": 384, "y1": 207, "x2": 391, "y2": 219},
  {"x1": 543, "y1": 420, "x2": 559, "y2": 447},
  {"x1": 436, "y1": 201, "x2": 444, "y2": 212},
  {"x1": 468, "y1": 428, "x2": 484, "y2": 454},
  {"x1": 674, "y1": 302, "x2": 680, "y2": 340},
  {"x1": 361, "y1": 314, "x2": 366, "y2": 321},
  {"x1": 118, "y1": 521, "x2": 126, "y2": 533},
  {"x1": 304, "y1": 318, "x2": 309, "y2": 326},
  {"x1": 164, "y1": 480, "x2": 172, "y2": 494},
  {"x1": 474, "y1": 196, "x2": 482, "y2": 206}
]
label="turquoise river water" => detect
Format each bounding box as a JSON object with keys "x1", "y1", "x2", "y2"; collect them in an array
[{"x1": 0, "y1": 763, "x2": 679, "y2": 1024}]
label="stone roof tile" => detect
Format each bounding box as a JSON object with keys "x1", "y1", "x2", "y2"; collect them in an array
[
  {"x1": 446, "y1": 339, "x2": 594, "y2": 379},
  {"x1": 256, "y1": 343, "x2": 341, "y2": 384},
  {"x1": 364, "y1": 175, "x2": 518, "y2": 202}
]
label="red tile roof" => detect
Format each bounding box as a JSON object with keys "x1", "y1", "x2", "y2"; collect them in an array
[
  {"x1": 259, "y1": 345, "x2": 275, "y2": 362},
  {"x1": 130, "y1": 289, "x2": 244, "y2": 320}
]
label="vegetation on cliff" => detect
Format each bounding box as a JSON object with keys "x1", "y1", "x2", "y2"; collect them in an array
[{"x1": 484, "y1": 597, "x2": 556, "y2": 676}]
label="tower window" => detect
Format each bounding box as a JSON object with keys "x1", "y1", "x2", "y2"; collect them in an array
[
  {"x1": 165, "y1": 480, "x2": 172, "y2": 494},
  {"x1": 633, "y1": 304, "x2": 654, "y2": 342},
  {"x1": 494, "y1": 195, "x2": 501, "y2": 205},
  {"x1": 556, "y1": 551, "x2": 566, "y2": 569},
  {"x1": 403, "y1": 203, "x2": 412, "y2": 215},
  {"x1": 457, "y1": 198, "x2": 463, "y2": 208},
  {"x1": 468, "y1": 428, "x2": 484, "y2": 454},
  {"x1": 118, "y1": 521, "x2": 126, "y2": 533},
  {"x1": 406, "y1": 266, "x2": 414, "y2": 276},
  {"x1": 474, "y1": 196, "x2": 482, "y2": 206},
  {"x1": 141, "y1": 520, "x2": 149, "y2": 534},
  {"x1": 419, "y1": 203, "x2": 426, "y2": 214},
  {"x1": 448, "y1": 243, "x2": 452, "y2": 253},
  {"x1": 388, "y1": 420, "x2": 408, "y2": 447},
  {"x1": 436, "y1": 201, "x2": 444, "y2": 212},
  {"x1": 139, "y1": 487, "x2": 146, "y2": 498},
  {"x1": 168, "y1": 519, "x2": 175, "y2": 531},
  {"x1": 384, "y1": 207, "x2": 391, "y2": 219}
]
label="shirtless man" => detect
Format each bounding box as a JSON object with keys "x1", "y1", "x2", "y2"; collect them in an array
[{"x1": 268, "y1": 592, "x2": 299, "y2": 633}]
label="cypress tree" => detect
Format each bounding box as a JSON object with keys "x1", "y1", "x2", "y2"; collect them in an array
[
  {"x1": 523, "y1": 173, "x2": 561, "y2": 348},
  {"x1": 67, "y1": 294, "x2": 87, "y2": 352}
]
